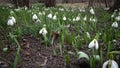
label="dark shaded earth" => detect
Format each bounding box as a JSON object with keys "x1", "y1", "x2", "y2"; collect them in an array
[{"x1": 0, "y1": 35, "x2": 90, "y2": 68}]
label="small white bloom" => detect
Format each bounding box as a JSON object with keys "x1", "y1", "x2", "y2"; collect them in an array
[
  {"x1": 76, "y1": 16, "x2": 80, "y2": 21},
  {"x1": 7, "y1": 19, "x2": 14, "y2": 26},
  {"x1": 39, "y1": 12, "x2": 42, "y2": 15},
  {"x1": 115, "y1": 16, "x2": 120, "y2": 21},
  {"x1": 10, "y1": 11, "x2": 14, "y2": 14},
  {"x1": 112, "y1": 22, "x2": 118, "y2": 28},
  {"x1": 36, "y1": 19, "x2": 41, "y2": 23},
  {"x1": 53, "y1": 15, "x2": 57, "y2": 20},
  {"x1": 103, "y1": 60, "x2": 119, "y2": 68},
  {"x1": 63, "y1": 16, "x2": 66, "y2": 21},
  {"x1": 88, "y1": 39, "x2": 99, "y2": 50},
  {"x1": 39, "y1": 27, "x2": 48, "y2": 36},
  {"x1": 78, "y1": 51, "x2": 89, "y2": 60},
  {"x1": 32, "y1": 14, "x2": 38, "y2": 20},
  {"x1": 73, "y1": 18, "x2": 76, "y2": 21},
  {"x1": 10, "y1": 16, "x2": 16, "y2": 23},
  {"x1": 90, "y1": 8, "x2": 95, "y2": 14},
  {"x1": 83, "y1": 16, "x2": 87, "y2": 21},
  {"x1": 47, "y1": 13, "x2": 52, "y2": 18}
]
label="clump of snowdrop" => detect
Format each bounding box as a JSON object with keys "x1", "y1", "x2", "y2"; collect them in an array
[
  {"x1": 32, "y1": 14, "x2": 41, "y2": 23},
  {"x1": 88, "y1": 39, "x2": 99, "y2": 50},
  {"x1": 103, "y1": 60, "x2": 119, "y2": 68},
  {"x1": 7, "y1": 16, "x2": 16, "y2": 26},
  {"x1": 111, "y1": 22, "x2": 118, "y2": 28},
  {"x1": 47, "y1": 13, "x2": 52, "y2": 19},
  {"x1": 90, "y1": 8, "x2": 95, "y2": 14},
  {"x1": 39, "y1": 24, "x2": 48, "y2": 36},
  {"x1": 59, "y1": 8, "x2": 64, "y2": 11},
  {"x1": 63, "y1": 16, "x2": 67, "y2": 21}
]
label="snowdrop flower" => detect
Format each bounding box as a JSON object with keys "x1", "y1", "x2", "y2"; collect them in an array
[
  {"x1": 73, "y1": 18, "x2": 76, "y2": 21},
  {"x1": 7, "y1": 16, "x2": 16, "y2": 26},
  {"x1": 10, "y1": 16, "x2": 16, "y2": 23},
  {"x1": 90, "y1": 8, "x2": 95, "y2": 14},
  {"x1": 32, "y1": 14, "x2": 38, "y2": 20},
  {"x1": 76, "y1": 16, "x2": 80, "y2": 21},
  {"x1": 7, "y1": 19, "x2": 14, "y2": 26},
  {"x1": 39, "y1": 25, "x2": 48, "y2": 36},
  {"x1": 53, "y1": 15, "x2": 57, "y2": 20},
  {"x1": 112, "y1": 22, "x2": 118, "y2": 28},
  {"x1": 83, "y1": 16, "x2": 87, "y2": 21},
  {"x1": 47, "y1": 13, "x2": 52, "y2": 18},
  {"x1": 111, "y1": 12, "x2": 115, "y2": 18},
  {"x1": 78, "y1": 51, "x2": 89, "y2": 60},
  {"x1": 115, "y1": 16, "x2": 120, "y2": 21},
  {"x1": 92, "y1": 18, "x2": 96, "y2": 22},
  {"x1": 88, "y1": 39, "x2": 99, "y2": 50},
  {"x1": 10, "y1": 11, "x2": 14, "y2": 14},
  {"x1": 39, "y1": 12, "x2": 42, "y2": 15},
  {"x1": 103, "y1": 60, "x2": 119, "y2": 68},
  {"x1": 63, "y1": 16, "x2": 67, "y2": 21},
  {"x1": 36, "y1": 19, "x2": 41, "y2": 23}
]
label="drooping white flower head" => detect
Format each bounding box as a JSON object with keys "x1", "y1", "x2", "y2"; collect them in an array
[
  {"x1": 10, "y1": 16, "x2": 16, "y2": 23},
  {"x1": 7, "y1": 19, "x2": 14, "y2": 26},
  {"x1": 83, "y1": 16, "x2": 87, "y2": 21},
  {"x1": 32, "y1": 14, "x2": 38, "y2": 20},
  {"x1": 103, "y1": 60, "x2": 119, "y2": 68},
  {"x1": 10, "y1": 11, "x2": 14, "y2": 14},
  {"x1": 112, "y1": 22, "x2": 118, "y2": 28},
  {"x1": 53, "y1": 15, "x2": 57, "y2": 20},
  {"x1": 39, "y1": 25, "x2": 48, "y2": 36},
  {"x1": 63, "y1": 16, "x2": 67, "y2": 21},
  {"x1": 78, "y1": 51, "x2": 89, "y2": 60},
  {"x1": 7, "y1": 16, "x2": 16, "y2": 26},
  {"x1": 47, "y1": 13, "x2": 52, "y2": 18},
  {"x1": 73, "y1": 18, "x2": 76, "y2": 21},
  {"x1": 90, "y1": 8, "x2": 95, "y2": 14},
  {"x1": 76, "y1": 16, "x2": 80, "y2": 21},
  {"x1": 39, "y1": 12, "x2": 42, "y2": 15},
  {"x1": 88, "y1": 39, "x2": 99, "y2": 50},
  {"x1": 115, "y1": 16, "x2": 120, "y2": 21}
]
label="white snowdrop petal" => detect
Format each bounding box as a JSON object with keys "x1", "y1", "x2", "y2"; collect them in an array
[
  {"x1": 111, "y1": 60, "x2": 119, "y2": 68},
  {"x1": 88, "y1": 39, "x2": 95, "y2": 48},
  {"x1": 7, "y1": 19, "x2": 14, "y2": 26},
  {"x1": 10, "y1": 16, "x2": 16, "y2": 23},
  {"x1": 102, "y1": 60, "x2": 109, "y2": 68},
  {"x1": 95, "y1": 40, "x2": 99, "y2": 50}
]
